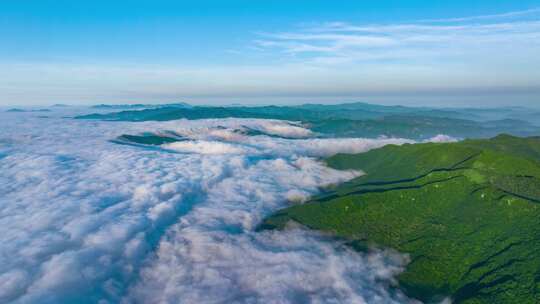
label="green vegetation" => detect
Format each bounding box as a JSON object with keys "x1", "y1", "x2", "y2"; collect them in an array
[
  {"x1": 260, "y1": 134, "x2": 540, "y2": 303},
  {"x1": 76, "y1": 103, "x2": 540, "y2": 140},
  {"x1": 113, "y1": 133, "x2": 183, "y2": 145}
]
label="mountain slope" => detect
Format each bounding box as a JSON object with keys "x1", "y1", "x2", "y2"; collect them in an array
[{"x1": 260, "y1": 135, "x2": 540, "y2": 303}]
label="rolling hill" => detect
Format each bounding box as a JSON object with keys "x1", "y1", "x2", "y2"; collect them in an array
[{"x1": 260, "y1": 134, "x2": 540, "y2": 303}]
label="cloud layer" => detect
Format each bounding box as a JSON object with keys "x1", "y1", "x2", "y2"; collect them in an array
[{"x1": 0, "y1": 109, "x2": 437, "y2": 303}]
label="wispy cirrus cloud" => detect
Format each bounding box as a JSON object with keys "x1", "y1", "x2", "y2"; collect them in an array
[
  {"x1": 254, "y1": 9, "x2": 540, "y2": 66},
  {"x1": 418, "y1": 7, "x2": 540, "y2": 23}
]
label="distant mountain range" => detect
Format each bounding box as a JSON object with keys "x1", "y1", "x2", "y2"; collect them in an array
[
  {"x1": 6, "y1": 108, "x2": 51, "y2": 113},
  {"x1": 77, "y1": 102, "x2": 540, "y2": 140},
  {"x1": 90, "y1": 102, "x2": 192, "y2": 110}
]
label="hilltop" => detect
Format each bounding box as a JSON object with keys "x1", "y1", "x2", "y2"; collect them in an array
[{"x1": 261, "y1": 134, "x2": 540, "y2": 303}]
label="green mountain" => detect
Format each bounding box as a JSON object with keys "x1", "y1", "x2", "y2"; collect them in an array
[
  {"x1": 114, "y1": 133, "x2": 183, "y2": 145},
  {"x1": 90, "y1": 102, "x2": 192, "y2": 109},
  {"x1": 308, "y1": 116, "x2": 539, "y2": 139},
  {"x1": 76, "y1": 103, "x2": 540, "y2": 140},
  {"x1": 260, "y1": 135, "x2": 540, "y2": 303}
]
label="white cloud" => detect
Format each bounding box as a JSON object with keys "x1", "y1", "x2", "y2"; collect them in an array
[
  {"x1": 257, "y1": 19, "x2": 540, "y2": 67},
  {"x1": 0, "y1": 109, "x2": 421, "y2": 303},
  {"x1": 127, "y1": 229, "x2": 411, "y2": 304},
  {"x1": 424, "y1": 134, "x2": 459, "y2": 143},
  {"x1": 163, "y1": 140, "x2": 254, "y2": 155},
  {"x1": 417, "y1": 7, "x2": 540, "y2": 23},
  {"x1": 253, "y1": 120, "x2": 313, "y2": 138}
]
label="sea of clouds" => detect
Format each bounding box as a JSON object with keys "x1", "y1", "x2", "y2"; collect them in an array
[{"x1": 0, "y1": 108, "x2": 449, "y2": 303}]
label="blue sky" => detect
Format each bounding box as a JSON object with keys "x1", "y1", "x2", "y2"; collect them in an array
[{"x1": 1, "y1": 0, "x2": 540, "y2": 107}]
